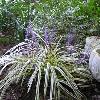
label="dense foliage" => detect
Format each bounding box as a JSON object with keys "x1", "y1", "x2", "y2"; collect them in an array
[{"x1": 0, "y1": 0, "x2": 100, "y2": 44}]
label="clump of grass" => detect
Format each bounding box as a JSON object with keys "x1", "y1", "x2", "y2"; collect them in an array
[{"x1": 0, "y1": 26, "x2": 92, "y2": 100}]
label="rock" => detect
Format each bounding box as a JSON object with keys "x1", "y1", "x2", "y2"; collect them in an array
[
  {"x1": 89, "y1": 48, "x2": 100, "y2": 81},
  {"x1": 86, "y1": 36, "x2": 100, "y2": 81},
  {"x1": 84, "y1": 36, "x2": 100, "y2": 55}
]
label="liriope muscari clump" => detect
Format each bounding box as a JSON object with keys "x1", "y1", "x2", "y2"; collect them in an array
[
  {"x1": 66, "y1": 31, "x2": 76, "y2": 46},
  {"x1": 65, "y1": 31, "x2": 77, "y2": 55},
  {"x1": 44, "y1": 27, "x2": 50, "y2": 46},
  {"x1": 75, "y1": 52, "x2": 90, "y2": 65},
  {"x1": 65, "y1": 30, "x2": 90, "y2": 65},
  {"x1": 0, "y1": 24, "x2": 39, "y2": 69},
  {"x1": 0, "y1": 24, "x2": 92, "y2": 100},
  {"x1": 44, "y1": 27, "x2": 56, "y2": 48}
]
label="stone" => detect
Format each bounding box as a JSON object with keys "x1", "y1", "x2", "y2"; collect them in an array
[
  {"x1": 89, "y1": 48, "x2": 100, "y2": 81},
  {"x1": 85, "y1": 36, "x2": 100, "y2": 81},
  {"x1": 84, "y1": 36, "x2": 100, "y2": 55}
]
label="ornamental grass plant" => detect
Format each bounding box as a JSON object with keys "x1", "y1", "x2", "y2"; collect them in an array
[{"x1": 0, "y1": 23, "x2": 92, "y2": 100}]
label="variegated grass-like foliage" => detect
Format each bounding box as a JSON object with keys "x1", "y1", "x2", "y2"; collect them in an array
[
  {"x1": 0, "y1": 28, "x2": 92, "y2": 100},
  {"x1": 0, "y1": 45, "x2": 92, "y2": 100}
]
